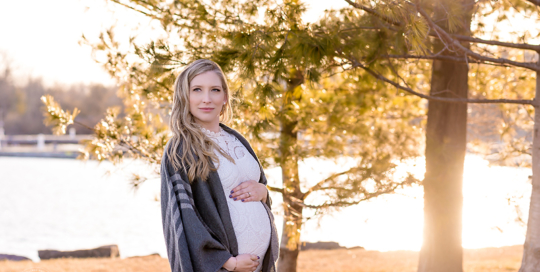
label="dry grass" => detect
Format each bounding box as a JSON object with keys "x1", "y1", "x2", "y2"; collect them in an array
[
  {"x1": 0, "y1": 245, "x2": 523, "y2": 272},
  {"x1": 297, "y1": 245, "x2": 523, "y2": 272},
  {"x1": 0, "y1": 255, "x2": 169, "y2": 272}
]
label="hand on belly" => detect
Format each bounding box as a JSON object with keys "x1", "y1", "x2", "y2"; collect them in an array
[{"x1": 229, "y1": 180, "x2": 268, "y2": 203}]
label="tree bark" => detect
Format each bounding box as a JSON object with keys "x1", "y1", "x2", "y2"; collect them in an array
[
  {"x1": 418, "y1": 1, "x2": 474, "y2": 271},
  {"x1": 519, "y1": 53, "x2": 540, "y2": 272},
  {"x1": 277, "y1": 72, "x2": 304, "y2": 272}
]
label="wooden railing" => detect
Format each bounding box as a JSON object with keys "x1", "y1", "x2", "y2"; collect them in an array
[
  {"x1": 0, "y1": 133, "x2": 93, "y2": 159},
  {"x1": 0, "y1": 134, "x2": 93, "y2": 145}
]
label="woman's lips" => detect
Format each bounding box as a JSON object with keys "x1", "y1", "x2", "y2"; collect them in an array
[{"x1": 199, "y1": 107, "x2": 214, "y2": 112}]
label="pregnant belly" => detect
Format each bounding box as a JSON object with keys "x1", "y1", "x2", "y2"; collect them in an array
[{"x1": 227, "y1": 199, "x2": 272, "y2": 256}]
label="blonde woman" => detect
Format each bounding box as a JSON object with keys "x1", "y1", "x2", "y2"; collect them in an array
[{"x1": 160, "y1": 59, "x2": 279, "y2": 272}]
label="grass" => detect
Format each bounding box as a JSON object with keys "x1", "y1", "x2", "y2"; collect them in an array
[
  {"x1": 0, "y1": 245, "x2": 523, "y2": 272},
  {"x1": 297, "y1": 246, "x2": 522, "y2": 272}
]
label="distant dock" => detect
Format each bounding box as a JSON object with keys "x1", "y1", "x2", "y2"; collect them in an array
[{"x1": 0, "y1": 132, "x2": 92, "y2": 159}]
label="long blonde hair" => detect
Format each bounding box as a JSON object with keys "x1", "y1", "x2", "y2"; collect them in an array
[{"x1": 167, "y1": 59, "x2": 234, "y2": 182}]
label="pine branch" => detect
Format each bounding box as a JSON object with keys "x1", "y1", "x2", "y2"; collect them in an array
[
  {"x1": 72, "y1": 116, "x2": 154, "y2": 161},
  {"x1": 118, "y1": 139, "x2": 153, "y2": 160},
  {"x1": 109, "y1": 0, "x2": 210, "y2": 31},
  {"x1": 343, "y1": 0, "x2": 402, "y2": 26}
]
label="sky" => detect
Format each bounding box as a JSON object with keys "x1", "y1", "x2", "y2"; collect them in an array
[
  {"x1": 0, "y1": 0, "x2": 348, "y2": 87},
  {"x1": 1, "y1": 1, "x2": 539, "y2": 88}
]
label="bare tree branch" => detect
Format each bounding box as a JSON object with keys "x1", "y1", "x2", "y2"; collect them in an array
[
  {"x1": 449, "y1": 34, "x2": 540, "y2": 51},
  {"x1": 343, "y1": 0, "x2": 540, "y2": 53},
  {"x1": 416, "y1": 4, "x2": 540, "y2": 72},
  {"x1": 267, "y1": 185, "x2": 284, "y2": 193},
  {"x1": 74, "y1": 120, "x2": 95, "y2": 131},
  {"x1": 384, "y1": 54, "x2": 510, "y2": 67},
  {"x1": 302, "y1": 185, "x2": 401, "y2": 209},
  {"x1": 303, "y1": 167, "x2": 363, "y2": 199},
  {"x1": 525, "y1": 0, "x2": 540, "y2": 7},
  {"x1": 346, "y1": 57, "x2": 537, "y2": 106},
  {"x1": 303, "y1": 200, "x2": 365, "y2": 209},
  {"x1": 109, "y1": 0, "x2": 156, "y2": 19}
]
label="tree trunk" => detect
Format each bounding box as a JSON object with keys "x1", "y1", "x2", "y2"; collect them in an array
[
  {"x1": 418, "y1": 1, "x2": 473, "y2": 271},
  {"x1": 519, "y1": 53, "x2": 540, "y2": 272},
  {"x1": 277, "y1": 72, "x2": 304, "y2": 272}
]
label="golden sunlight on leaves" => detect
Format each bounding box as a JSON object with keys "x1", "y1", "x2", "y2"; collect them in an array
[{"x1": 40, "y1": 95, "x2": 80, "y2": 135}]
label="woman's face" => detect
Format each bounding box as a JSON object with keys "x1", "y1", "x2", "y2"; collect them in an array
[{"x1": 188, "y1": 71, "x2": 227, "y2": 128}]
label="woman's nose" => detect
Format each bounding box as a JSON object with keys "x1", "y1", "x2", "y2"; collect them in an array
[{"x1": 201, "y1": 90, "x2": 211, "y2": 103}]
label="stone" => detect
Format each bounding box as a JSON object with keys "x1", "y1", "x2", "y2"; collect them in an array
[
  {"x1": 300, "y1": 241, "x2": 345, "y2": 251},
  {"x1": 38, "y1": 245, "x2": 120, "y2": 260},
  {"x1": 346, "y1": 246, "x2": 365, "y2": 250},
  {"x1": 0, "y1": 254, "x2": 31, "y2": 261},
  {"x1": 126, "y1": 253, "x2": 161, "y2": 259}
]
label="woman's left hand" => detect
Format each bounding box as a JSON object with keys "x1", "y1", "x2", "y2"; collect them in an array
[{"x1": 229, "y1": 180, "x2": 267, "y2": 203}]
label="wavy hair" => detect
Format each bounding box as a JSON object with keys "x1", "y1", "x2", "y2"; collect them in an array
[{"x1": 167, "y1": 59, "x2": 234, "y2": 182}]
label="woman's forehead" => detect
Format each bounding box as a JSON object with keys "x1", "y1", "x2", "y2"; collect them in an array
[{"x1": 190, "y1": 71, "x2": 222, "y2": 87}]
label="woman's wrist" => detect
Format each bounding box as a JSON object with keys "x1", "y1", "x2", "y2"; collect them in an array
[
  {"x1": 261, "y1": 186, "x2": 268, "y2": 203},
  {"x1": 223, "y1": 256, "x2": 237, "y2": 271}
]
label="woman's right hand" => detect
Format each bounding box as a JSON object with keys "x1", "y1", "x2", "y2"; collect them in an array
[{"x1": 234, "y1": 253, "x2": 259, "y2": 272}]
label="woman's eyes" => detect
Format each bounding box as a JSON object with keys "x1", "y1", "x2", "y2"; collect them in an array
[{"x1": 192, "y1": 88, "x2": 221, "y2": 92}]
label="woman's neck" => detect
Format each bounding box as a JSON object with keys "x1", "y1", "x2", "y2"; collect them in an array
[{"x1": 194, "y1": 120, "x2": 221, "y2": 133}]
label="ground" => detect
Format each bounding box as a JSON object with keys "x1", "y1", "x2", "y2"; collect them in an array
[{"x1": 0, "y1": 245, "x2": 523, "y2": 272}]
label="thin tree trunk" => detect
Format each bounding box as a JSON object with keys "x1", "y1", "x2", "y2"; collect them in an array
[
  {"x1": 277, "y1": 72, "x2": 304, "y2": 272},
  {"x1": 519, "y1": 53, "x2": 540, "y2": 272},
  {"x1": 418, "y1": 1, "x2": 473, "y2": 271}
]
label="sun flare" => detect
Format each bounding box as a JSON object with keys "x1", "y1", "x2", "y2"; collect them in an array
[{"x1": 266, "y1": 154, "x2": 530, "y2": 252}]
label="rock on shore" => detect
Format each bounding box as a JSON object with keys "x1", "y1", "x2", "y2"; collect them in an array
[
  {"x1": 0, "y1": 254, "x2": 31, "y2": 261},
  {"x1": 299, "y1": 241, "x2": 365, "y2": 251},
  {"x1": 38, "y1": 245, "x2": 120, "y2": 260}
]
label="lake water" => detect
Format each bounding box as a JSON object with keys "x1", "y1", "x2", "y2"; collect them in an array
[{"x1": 0, "y1": 155, "x2": 532, "y2": 261}]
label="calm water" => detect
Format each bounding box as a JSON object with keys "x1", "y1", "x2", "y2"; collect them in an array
[{"x1": 0, "y1": 155, "x2": 532, "y2": 261}]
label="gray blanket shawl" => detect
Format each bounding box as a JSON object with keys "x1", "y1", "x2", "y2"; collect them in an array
[{"x1": 160, "y1": 123, "x2": 279, "y2": 272}]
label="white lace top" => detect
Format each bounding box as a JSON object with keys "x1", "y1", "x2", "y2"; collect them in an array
[{"x1": 201, "y1": 127, "x2": 271, "y2": 272}]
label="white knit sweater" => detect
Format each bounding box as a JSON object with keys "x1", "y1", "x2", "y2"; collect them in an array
[{"x1": 202, "y1": 127, "x2": 271, "y2": 272}]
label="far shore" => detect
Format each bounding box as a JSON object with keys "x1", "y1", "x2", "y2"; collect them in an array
[{"x1": 0, "y1": 245, "x2": 523, "y2": 272}]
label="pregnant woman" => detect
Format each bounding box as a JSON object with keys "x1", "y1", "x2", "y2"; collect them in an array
[{"x1": 160, "y1": 59, "x2": 279, "y2": 272}]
